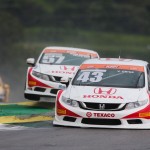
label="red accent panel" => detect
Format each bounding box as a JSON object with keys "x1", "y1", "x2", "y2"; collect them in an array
[
  {"x1": 57, "y1": 90, "x2": 63, "y2": 100},
  {"x1": 123, "y1": 105, "x2": 150, "y2": 119},
  {"x1": 56, "y1": 91, "x2": 81, "y2": 117},
  {"x1": 28, "y1": 68, "x2": 53, "y2": 88}
]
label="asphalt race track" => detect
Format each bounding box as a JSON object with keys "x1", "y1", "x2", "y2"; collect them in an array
[{"x1": 0, "y1": 102, "x2": 150, "y2": 150}]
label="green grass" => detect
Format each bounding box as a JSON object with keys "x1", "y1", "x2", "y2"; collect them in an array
[{"x1": 0, "y1": 104, "x2": 52, "y2": 116}]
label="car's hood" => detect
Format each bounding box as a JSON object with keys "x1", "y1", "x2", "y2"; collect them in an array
[
  {"x1": 34, "y1": 64, "x2": 79, "y2": 78},
  {"x1": 69, "y1": 86, "x2": 147, "y2": 103}
]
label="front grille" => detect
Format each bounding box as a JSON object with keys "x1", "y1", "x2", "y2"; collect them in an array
[
  {"x1": 79, "y1": 102, "x2": 123, "y2": 111},
  {"x1": 82, "y1": 118, "x2": 121, "y2": 125}
]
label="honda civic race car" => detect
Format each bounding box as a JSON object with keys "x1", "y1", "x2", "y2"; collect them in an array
[
  {"x1": 53, "y1": 58, "x2": 150, "y2": 129},
  {"x1": 24, "y1": 46, "x2": 99, "y2": 101}
]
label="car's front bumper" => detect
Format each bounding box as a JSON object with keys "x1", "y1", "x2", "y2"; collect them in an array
[
  {"x1": 24, "y1": 85, "x2": 62, "y2": 98},
  {"x1": 54, "y1": 116, "x2": 150, "y2": 129},
  {"x1": 53, "y1": 98, "x2": 150, "y2": 129}
]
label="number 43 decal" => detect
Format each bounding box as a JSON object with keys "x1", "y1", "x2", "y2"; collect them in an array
[{"x1": 77, "y1": 70, "x2": 106, "y2": 82}]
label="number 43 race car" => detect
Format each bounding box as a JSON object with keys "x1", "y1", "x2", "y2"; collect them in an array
[
  {"x1": 53, "y1": 58, "x2": 150, "y2": 129},
  {"x1": 24, "y1": 46, "x2": 99, "y2": 101}
]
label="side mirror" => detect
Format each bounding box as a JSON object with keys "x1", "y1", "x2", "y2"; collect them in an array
[{"x1": 27, "y1": 58, "x2": 35, "y2": 66}]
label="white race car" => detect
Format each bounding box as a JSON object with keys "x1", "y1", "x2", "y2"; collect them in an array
[
  {"x1": 24, "y1": 47, "x2": 99, "y2": 101},
  {"x1": 53, "y1": 58, "x2": 150, "y2": 129}
]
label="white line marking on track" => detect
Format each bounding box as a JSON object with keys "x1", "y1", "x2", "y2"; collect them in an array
[{"x1": 0, "y1": 124, "x2": 29, "y2": 131}]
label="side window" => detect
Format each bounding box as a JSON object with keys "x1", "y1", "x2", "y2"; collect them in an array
[{"x1": 147, "y1": 64, "x2": 150, "y2": 89}]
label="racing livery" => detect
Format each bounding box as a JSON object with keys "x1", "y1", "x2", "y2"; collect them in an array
[
  {"x1": 53, "y1": 58, "x2": 150, "y2": 129},
  {"x1": 24, "y1": 47, "x2": 99, "y2": 101}
]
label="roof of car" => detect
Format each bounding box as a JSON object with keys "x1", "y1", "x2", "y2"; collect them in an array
[
  {"x1": 82, "y1": 58, "x2": 148, "y2": 66},
  {"x1": 43, "y1": 46, "x2": 98, "y2": 53}
]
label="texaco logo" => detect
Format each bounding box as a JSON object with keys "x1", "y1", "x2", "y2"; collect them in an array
[{"x1": 86, "y1": 112, "x2": 92, "y2": 118}]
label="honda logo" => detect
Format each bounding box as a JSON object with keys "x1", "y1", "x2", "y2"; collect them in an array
[
  {"x1": 94, "y1": 88, "x2": 117, "y2": 95},
  {"x1": 99, "y1": 104, "x2": 105, "y2": 110},
  {"x1": 60, "y1": 66, "x2": 76, "y2": 71}
]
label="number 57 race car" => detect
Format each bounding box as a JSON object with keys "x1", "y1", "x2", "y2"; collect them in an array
[
  {"x1": 53, "y1": 58, "x2": 150, "y2": 129},
  {"x1": 24, "y1": 47, "x2": 99, "y2": 101}
]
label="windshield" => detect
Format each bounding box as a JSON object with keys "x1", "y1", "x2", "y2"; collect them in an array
[
  {"x1": 39, "y1": 53, "x2": 92, "y2": 66},
  {"x1": 72, "y1": 69, "x2": 145, "y2": 88}
]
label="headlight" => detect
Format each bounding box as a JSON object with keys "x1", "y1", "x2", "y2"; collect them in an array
[
  {"x1": 125, "y1": 99, "x2": 148, "y2": 110},
  {"x1": 62, "y1": 96, "x2": 79, "y2": 107},
  {"x1": 32, "y1": 71, "x2": 50, "y2": 81}
]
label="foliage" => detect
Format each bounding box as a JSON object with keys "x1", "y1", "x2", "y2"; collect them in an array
[
  {"x1": 0, "y1": 0, "x2": 150, "y2": 63},
  {"x1": 0, "y1": 11, "x2": 23, "y2": 62},
  {"x1": 1, "y1": 0, "x2": 150, "y2": 34},
  {"x1": 22, "y1": 28, "x2": 150, "y2": 61}
]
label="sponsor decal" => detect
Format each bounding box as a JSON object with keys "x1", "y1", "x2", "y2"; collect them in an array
[
  {"x1": 80, "y1": 64, "x2": 144, "y2": 72},
  {"x1": 44, "y1": 49, "x2": 97, "y2": 57},
  {"x1": 94, "y1": 88, "x2": 117, "y2": 95},
  {"x1": 106, "y1": 65, "x2": 119, "y2": 69},
  {"x1": 83, "y1": 88, "x2": 123, "y2": 99},
  {"x1": 51, "y1": 71, "x2": 75, "y2": 75},
  {"x1": 83, "y1": 95, "x2": 123, "y2": 99},
  {"x1": 51, "y1": 66, "x2": 76, "y2": 74},
  {"x1": 57, "y1": 109, "x2": 66, "y2": 115},
  {"x1": 139, "y1": 112, "x2": 150, "y2": 117},
  {"x1": 86, "y1": 112, "x2": 115, "y2": 118},
  {"x1": 86, "y1": 112, "x2": 92, "y2": 118},
  {"x1": 94, "y1": 113, "x2": 115, "y2": 118},
  {"x1": 60, "y1": 66, "x2": 76, "y2": 71}
]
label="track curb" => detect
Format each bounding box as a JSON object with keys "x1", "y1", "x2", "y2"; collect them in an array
[
  {"x1": 0, "y1": 101, "x2": 54, "y2": 123},
  {"x1": 0, "y1": 115, "x2": 53, "y2": 123}
]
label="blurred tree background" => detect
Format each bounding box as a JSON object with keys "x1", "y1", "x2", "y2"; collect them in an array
[{"x1": 0, "y1": 0, "x2": 150, "y2": 101}]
